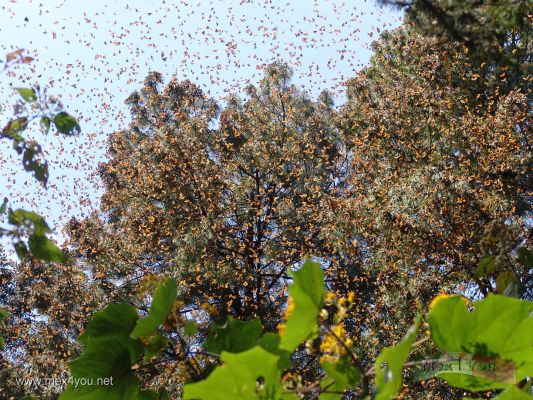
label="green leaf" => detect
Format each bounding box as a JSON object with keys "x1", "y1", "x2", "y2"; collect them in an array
[
  {"x1": 60, "y1": 374, "x2": 139, "y2": 400},
  {"x1": 28, "y1": 234, "x2": 66, "y2": 263},
  {"x1": 320, "y1": 356, "x2": 360, "y2": 399},
  {"x1": 2, "y1": 117, "x2": 28, "y2": 138},
  {"x1": 8, "y1": 208, "x2": 50, "y2": 235},
  {"x1": 183, "y1": 346, "x2": 288, "y2": 400},
  {"x1": 436, "y1": 372, "x2": 510, "y2": 391},
  {"x1": 130, "y1": 278, "x2": 177, "y2": 339},
  {"x1": 257, "y1": 332, "x2": 281, "y2": 353},
  {"x1": 374, "y1": 315, "x2": 421, "y2": 400},
  {"x1": 40, "y1": 116, "x2": 51, "y2": 134},
  {"x1": 184, "y1": 320, "x2": 197, "y2": 336},
  {"x1": 53, "y1": 112, "x2": 81, "y2": 135},
  {"x1": 496, "y1": 271, "x2": 524, "y2": 298},
  {"x1": 517, "y1": 248, "x2": 533, "y2": 268},
  {"x1": 256, "y1": 332, "x2": 292, "y2": 370},
  {"x1": 14, "y1": 87, "x2": 37, "y2": 102},
  {"x1": 0, "y1": 308, "x2": 7, "y2": 350},
  {"x1": 62, "y1": 304, "x2": 144, "y2": 400},
  {"x1": 496, "y1": 271, "x2": 518, "y2": 294},
  {"x1": 205, "y1": 317, "x2": 263, "y2": 354},
  {"x1": 22, "y1": 140, "x2": 49, "y2": 184},
  {"x1": 427, "y1": 295, "x2": 533, "y2": 385},
  {"x1": 79, "y1": 303, "x2": 143, "y2": 362},
  {"x1": 475, "y1": 255, "x2": 496, "y2": 278},
  {"x1": 144, "y1": 335, "x2": 168, "y2": 361},
  {"x1": 502, "y1": 282, "x2": 524, "y2": 298},
  {"x1": 279, "y1": 259, "x2": 325, "y2": 352},
  {"x1": 14, "y1": 241, "x2": 28, "y2": 260},
  {"x1": 133, "y1": 390, "x2": 161, "y2": 400},
  {"x1": 494, "y1": 386, "x2": 533, "y2": 399},
  {"x1": 0, "y1": 198, "x2": 7, "y2": 214},
  {"x1": 69, "y1": 339, "x2": 136, "y2": 381}
]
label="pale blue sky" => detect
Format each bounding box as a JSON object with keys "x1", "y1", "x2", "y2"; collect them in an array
[{"x1": 0, "y1": 0, "x2": 402, "y2": 243}]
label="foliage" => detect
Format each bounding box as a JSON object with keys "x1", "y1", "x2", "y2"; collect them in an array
[
  {"x1": 0, "y1": 49, "x2": 80, "y2": 260},
  {"x1": 0, "y1": 48, "x2": 81, "y2": 398},
  {"x1": 337, "y1": 26, "x2": 531, "y2": 380},
  {"x1": 378, "y1": 0, "x2": 532, "y2": 68},
  {"x1": 1, "y1": 50, "x2": 81, "y2": 186},
  {"x1": 58, "y1": 260, "x2": 533, "y2": 399},
  {"x1": 2, "y1": 3, "x2": 531, "y2": 398}
]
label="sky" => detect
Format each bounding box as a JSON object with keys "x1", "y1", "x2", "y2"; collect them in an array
[{"x1": 0, "y1": 0, "x2": 403, "y2": 244}]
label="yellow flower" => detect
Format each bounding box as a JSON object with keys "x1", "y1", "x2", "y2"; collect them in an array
[
  {"x1": 347, "y1": 292, "x2": 355, "y2": 303},
  {"x1": 284, "y1": 296, "x2": 295, "y2": 319},
  {"x1": 325, "y1": 292, "x2": 336, "y2": 304},
  {"x1": 319, "y1": 324, "x2": 352, "y2": 363}
]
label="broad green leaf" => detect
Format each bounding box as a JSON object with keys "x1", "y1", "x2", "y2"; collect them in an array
[
  {"x1": 257, "y1": 332, "x2": 292, "y2": 370},
  {"x1": 40, "y1": 116, "x2": 51, "y2": 134},
  {"x1": 133, "y1": 390, "x2": 170, "y2": 400},
  {"x1": 205, "y1": 317, "x2": 262, "y2": 354},
  {"x1": 412, "y1": 352, "x2": 517, "y2": 390},
  {"x1": 130, "y1": 278, "x2": 177, "y2": 339},
  {"x1": 14, "y1": 241, "x2": 28, "y2": 260},
  {"x1": 0, "y1": 308, "x2": 7, "y2": 350},
  {"x1": 2, "y1": 117, "x2": 28, "y2": 137},
  {"x1": 14, "y1": 87, "x2": 37, "y2": 102},
  {"x1": 28, "y1": 234, "x2": 66, "y2": 263},
  {"x1": 475, "y1": 255, "x2": 496, "y2": 278},
  {"x1": 183, "y1": 346, "x2": 288, "y2": 400},
  {"x1": 279, "y1": 260, "x2": 324, "y2": 352},
  {"x1": 22, "y1": 140, "x2": 49, "y2": 183},
  {"x1": 320, "y1": 356, "x2": 360, "y2": 399},
  {"x1": 8, "y1": 209, "x2": 50, "y2": 235},
  {"x1": 144, "y1": 335, "x2": 168, "y2": 361},
  {"x1": 133, "y1": 390, "x2": 162, "y2": 400},
  {"x1": 502, "y1": 282, "x2": 525, "y2": 298},
  {"x1": 184, "y1": 320, "x2": 197, "y2": 336},
  {"x1": 79, "y1": 303, "x2": 143, "y2": 362},
  {"x1": 257, "y1": 332, "x2": 281, "y2": 353},
  {"x1": 436, "y1": 372, "x2": 510, "y2": 391},
  {"x1": 428, "y1": 295, "x2": 533, "y2": 385},
  {"x1": 496, "y1": 271, "x2": 518, "y2": 294},
  {"x1": 63, "y1": 304, "x2": 144, "y2": 400},
  {"x1": 60, "y1": 373, "x2": 139, "y2": 400},
  {"x1": 0, "y1": 198, "x2": 7, "y2": 214},
  {"x1": 494, "y1": 386, "x2": 533, "y2": 399},
  {"x1": 69, "y1": 338, "x2": 136, "y2": 380},
  {"x1": 374, "y1": 315, "x2": 421, "y2": 400},
  {"x1": 53, "y1": 112, "x2": 81, "y2": 135},
  {"x1": 496, "y1": 271, "x2": 524, "y2": 298},
  {"x1": 517, "y1": 248, "x2": 533, "y2": 268}
]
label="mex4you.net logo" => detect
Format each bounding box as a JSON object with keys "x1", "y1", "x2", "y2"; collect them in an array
[{"x1": 381, "y1": 352, "x2": 516, "y2": 384}]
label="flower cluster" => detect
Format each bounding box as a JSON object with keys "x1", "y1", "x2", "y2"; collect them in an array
[
  {"x1": 277, "y1": 296, "x2": 295, "y2": 336},
  {"x1": 315, "y1": 291, "x2": 356, "y2": 363},
  {"x1": 319, "y1": 324, "x2": 353, "y2": 363}
]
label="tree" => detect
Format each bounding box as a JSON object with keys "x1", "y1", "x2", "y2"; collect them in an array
[
  {"x1": 60, "y1": 24, "x2": 531, "y2": 399},
  {"x1": 337, "y1": 25, "x2": 531, "y2": 397},
  {"x1": 0, "y1": 48, "x2": 82, "y2": 399},
  {"x1": 64, "y1": 64, "x2": 371, "y2": 395},
  {"x1": 0, "y1": 254, "x2": 103, "y2": 399},
  {"x1": 4, "y1": 7, "x2": 530, "y2": 398},
  {"x1": 377, "y1": 0, "x2": 532, "y2": 68}
]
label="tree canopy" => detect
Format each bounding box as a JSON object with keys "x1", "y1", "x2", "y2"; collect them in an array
[{"x1": 0, "y1": 1, "x2": 531, "y2": 399}]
